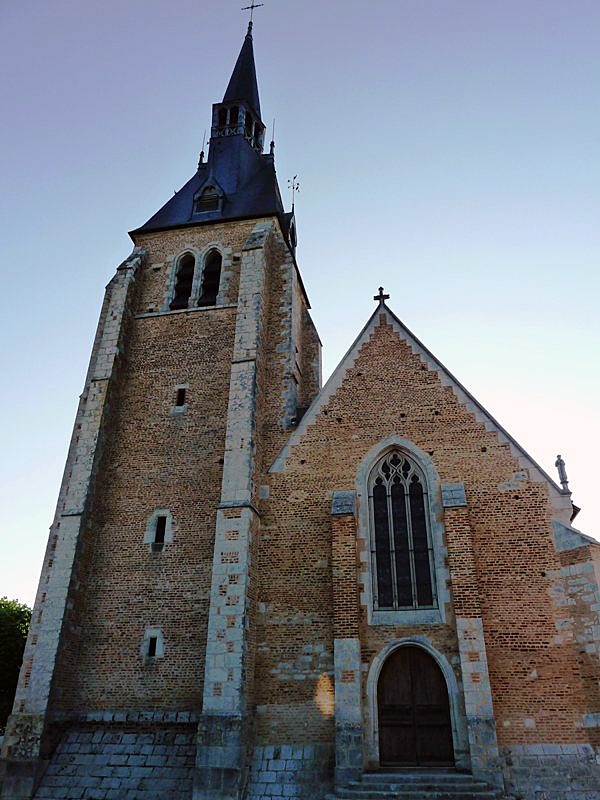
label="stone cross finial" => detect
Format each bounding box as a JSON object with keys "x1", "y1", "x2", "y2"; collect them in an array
[
  {"x1": 374, "y1": 287, "x2": 390, "y2": 304},
  {"x1": 555, "y1": 454, "x2": 570, "y2": 492}
]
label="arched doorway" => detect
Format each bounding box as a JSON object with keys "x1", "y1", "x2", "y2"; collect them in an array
[{"x1": 377, "y1": 646, "x2": 454, "y2": 767}]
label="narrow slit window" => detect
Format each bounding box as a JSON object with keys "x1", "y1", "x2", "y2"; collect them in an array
[
  {"x1": 218, "y1": 108, "x2": 227, "y2": 128},
  {"x1": 169, "y1": 254, "x2": 195, "y2": 310},
  {"x1": 147, "y1": 637, "x2": 157, "y2": 658},
  {"x1": 155, "y1": 515, "x2": 167, "y2": 545},
  {"x1": 229, "y1": 105, "x2": 239, "y2": 126},
  {"x1": 198, "y1": 250, "x2": 222, "y2": 307},
  {"x1": 245, "y1": 113, "x2": 253, "y2": 137},
  {"x1": 176, "y1": 388, "x2": 186, "y2": 407}
]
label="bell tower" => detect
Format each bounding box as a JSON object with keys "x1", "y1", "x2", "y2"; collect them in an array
[{"x1": 0, "y1": 21, "x2": 320, "y2": 800}]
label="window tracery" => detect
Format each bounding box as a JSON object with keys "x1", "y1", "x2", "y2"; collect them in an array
[{"x1": 369, "y1": 451, "x2": 436, "y2": 610}]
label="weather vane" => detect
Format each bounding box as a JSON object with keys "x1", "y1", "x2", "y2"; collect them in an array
[
  {"x1": 288, "y1": 175, "x2": 300, "y2": 209},
  {"x1": 241, "y1": 1, "x2": 264, "y2": 23}
]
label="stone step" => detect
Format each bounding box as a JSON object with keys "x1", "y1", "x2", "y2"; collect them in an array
[
  {"x1": 349, "y1": 783, "x2": 495, "y2": 793},
  {"x1": 325, "y1": 771, "x2": 502, "y2": 800},
  {"x1": 361, "y1": 772, "x2": 482, "y2": 781},
  {"x1": 360, "y1": 774, "x2": 491, "y2": 786},
  {"x1": 325, "y1": 789, "x2": 498, "y2": 800},
  {"x1": 326, "y1": 791, "x2": 499, "y2": 800}
]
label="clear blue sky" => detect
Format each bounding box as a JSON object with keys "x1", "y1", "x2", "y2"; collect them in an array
[{"x1": 1, "y1": 0, "x2": 598, "y2": 606}]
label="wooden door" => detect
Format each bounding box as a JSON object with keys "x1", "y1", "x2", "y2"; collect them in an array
[{"x1": 377, "y1": 646, "x2": 454, "y2": 767}]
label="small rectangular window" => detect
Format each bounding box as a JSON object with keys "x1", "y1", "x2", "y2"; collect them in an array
[
  {"x1": 176, "y1": 388, "x2": 186, "y2": 407},
  {"x1": 155, "y1": 516, "x2": 167, "y2": 544},
  {"x1": 148, "y1": 637, "x2": 157, "y2": 658}
]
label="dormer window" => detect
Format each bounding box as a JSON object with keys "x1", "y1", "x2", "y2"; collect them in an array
[{"x1": 194, "y1": 186, "x2": 220, "y2": 214}]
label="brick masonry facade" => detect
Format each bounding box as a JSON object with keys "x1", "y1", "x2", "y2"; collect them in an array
[{"x1": 1, "y1": 215, "x2": 599, "y2": 800}]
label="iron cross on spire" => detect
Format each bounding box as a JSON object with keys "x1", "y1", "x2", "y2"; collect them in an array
[
  {"x1": 241, "y1": 1, "x2": 264, "y2": 23},
  {"x1": 374, "y1": 287, "x2": 390, "y2": 304}
]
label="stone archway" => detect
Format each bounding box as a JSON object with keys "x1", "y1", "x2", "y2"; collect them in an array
[
  {"x1": 365, "y1": 638, "x2": 470, "y2": 772},
  {"x1": 377, "y1": 645, "x2": 454, "y2": 767}
]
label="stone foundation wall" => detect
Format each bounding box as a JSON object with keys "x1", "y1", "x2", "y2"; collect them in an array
[
  {"x1": 501, "y1": 744, "x2": 600, "y2": 800},
  {"x1": 33, "y1": 725, "x2": 195, "y2": 799},
  {"x1": 245, "y1": 744, "x2": 333, "y2": 800}
]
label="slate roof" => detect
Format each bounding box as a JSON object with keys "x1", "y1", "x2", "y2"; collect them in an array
[
  {"x1": 129, "y1": 22, "x2": 287, "y2": 239},
  {"x1": 223, "y1": 22, "x2": 261, "y2": 117},
  {"x1": 130, "y1": 154, "x2": 284, "y2": 236}
]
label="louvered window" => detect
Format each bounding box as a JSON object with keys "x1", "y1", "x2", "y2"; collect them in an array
[
  {"x1": 169, "y1": 253, "x2": 195, "y2": 310},
  {"x1": 194, "y1": 186, "x2": 219, "y2": 213},
  {"x1": 369, "y1": 452, "x2": 436, "y2": 609},
  {"x1": 198, "y1": 250, "x2": 222, "y2": 307}
]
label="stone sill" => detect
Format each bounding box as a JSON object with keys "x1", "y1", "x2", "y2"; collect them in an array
[
  {"x1": 135, "y1": 304, "x2": 237, "y2": 319},
  {"x1": 370, "y1": 608, "x2": 442, "y2": 625}
]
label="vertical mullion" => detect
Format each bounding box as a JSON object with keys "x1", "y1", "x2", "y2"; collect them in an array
[
  {"x1": 387, "y1": 483, "x2": 398, "y2": 608},
  {"x1": 424, "y1": 491, "x2": 437, "y2": 606},
  {"x1": 369, "y1": 492, "x2": 379, "y2": 608},
  {"x1": 404, "y1": 483, "x2": 417, "y2": 608}
]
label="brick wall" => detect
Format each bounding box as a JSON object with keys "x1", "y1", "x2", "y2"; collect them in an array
[
  {"x1": 258, "y1": 314, "x2": 592, "y2": 754},
  {"x1": 30, "y1": 220, "x2": 276, "y2": 719}
]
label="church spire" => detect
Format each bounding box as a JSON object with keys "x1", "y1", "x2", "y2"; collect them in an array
[
  {"x1": 223, "y1": 20, "x2": 261, "y2": 118},
  {"x1": 130, "y1": 19, "x2": 292, "y2": 238},
  {"x1": 210, "y1": 22, "x2": 265, "y2": 154}
]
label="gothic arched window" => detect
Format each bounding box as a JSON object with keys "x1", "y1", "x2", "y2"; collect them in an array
[
  {"x1": 169, "y1": 253, "x2": 195, "y2": 310},
  {"x1": 369, "y1": 451, "x2": 436, "y2": 610},
  {"x1": 198, "y1": 249, "x2": 222, "y2": 307}
]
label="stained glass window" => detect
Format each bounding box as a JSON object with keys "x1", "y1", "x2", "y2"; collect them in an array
[{"x1": 369, "y1": 452, "x2": 436, "y2": 609}]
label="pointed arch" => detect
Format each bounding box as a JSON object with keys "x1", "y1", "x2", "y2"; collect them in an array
[
  {"x1": 355, "y1": 436, "x2": 450, "y2": 625},
  {"x1": 365, "y1": 637, "x2": 470, "y2": 771},
  {"x1": 169, "y1": 252, "x2": 196, "y2": 310},
  {"x1": 369, "y1": 450, "x2": 435, "y2": 610},
  {"x1": 198, "y1": 249, "x2": 222, "y2": 307}
]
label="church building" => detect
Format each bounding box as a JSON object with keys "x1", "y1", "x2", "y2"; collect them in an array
[{"x1": 1, "y1": 20, "x2": 599, "y2": 800}]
